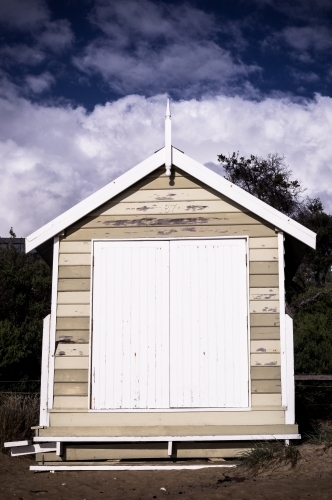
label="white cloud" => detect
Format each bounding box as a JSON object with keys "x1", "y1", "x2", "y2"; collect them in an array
[
  {"x1": 282, "y1": 26, "x2": 332, "y2": 52},
  {"x1": 263, "y1": 25, "x2": 332, "y2": 61},
  {"x1": 0, "y1": 44, "x2": 45, "y2": 66},
  {"x1": 0, "y1": 0, "x2": 49, "y2": 30},
  {"x1": 25, "y1": 72, "x2": 55, "y2": 93},
  {"x1": 37, "y1": 19, "x2": 74, "y2": 52},
  {"x1": 74, "y1": 0, "x2": 258, "y2": 96},
  {"x1": 0, "y1": 93, "x2": 332, "y2": 238}
]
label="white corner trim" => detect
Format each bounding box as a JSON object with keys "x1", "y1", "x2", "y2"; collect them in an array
[
  {"x1": 47, "y1": 236, "x2": 59, "y2": 412},
  {"x1": 30, "y1": 464, "x2": 237, "y2": 471},
  {"x1": 39, "y1": 314, "x2": 51, "y2": 426},
  {"x1": 25, "y1": 149, "x2": 166, "y2": 252},
  {"x1": 285, "y1": 315, "x2": 295, "y2": 424},
  {"x1": 278, "y1": 232, "x2": 287, "y2": 413},
  {"x1": 172, "y1": 149, "x2": 316, "y2": 249}
]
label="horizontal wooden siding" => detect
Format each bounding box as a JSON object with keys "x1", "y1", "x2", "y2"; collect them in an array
[{"x1": 54, "y1": 166, "x2": 282, "y2": 420}]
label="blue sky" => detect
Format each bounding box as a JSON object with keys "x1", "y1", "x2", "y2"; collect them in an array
[{"x1": 1, "y1": 0, "x2": 332, "y2": 236}]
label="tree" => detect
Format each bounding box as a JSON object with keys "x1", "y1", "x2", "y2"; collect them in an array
[
  {"x1": 218, "y1": 151, "x2": 332, "y2": 288},
  {"x1": 0, "y1": 244, "x2": 52, "y2": 391},
  {"x1": 217, "y1": 151, "x2": 332, "y2": 375},
  {"x1": 217, "y1": 152, "x2": 304, "y2": 217},
  {"x1": 295, "y1": 199, "x2": 332, "y2": 286}
]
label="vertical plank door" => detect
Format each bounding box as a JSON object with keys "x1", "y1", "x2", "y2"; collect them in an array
[
  {"x1": 170, "y1": 239, "x2": 249, "y2": 408},
  {"x1": 91, "y1": 240, "x2": 170, "y2": 409}
]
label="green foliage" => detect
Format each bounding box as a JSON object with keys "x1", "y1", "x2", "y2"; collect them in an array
[
  {"x1": 217, "y1": 150, "x2": 332, "y2": 381},
  {"x1": 295, "y1": 201, "x2": 332, "y2": 287},
  {"x1": 0, "y1": 393, "x2": 39, "y2": 449},
  {"x1": 239, "y1": 441, "x2": 300, "y2": 470},
  {"x1": 217, "y1": 152, "x2": 303, "y2": 216},
  {"x1": 306, "y1": 421, "x2": 332, "y2": 448},
  {"x1": 293, "y1": 284, "x2": 332, "y2": 374},
  {"x1": 0, "y1": 246, "x2": 51, "y2": 391}
]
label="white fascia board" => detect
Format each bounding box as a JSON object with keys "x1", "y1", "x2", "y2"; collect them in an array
[
  {"x1": 10, "y1": 442, "x2": 57, "y2": 457},
  {"x1": 31, "y1": 464, "x2": 236, "y2": 471},
  {"x1": 26, "y1": 146, "x2": 316, "y2": 252},
  {"x1": 34, "y1": 434, "x2": 301, "y2": 443},
  {"x1": 4, "y1": 440, "x2": 32, "y2": 447},
  {"x1": 25, "y1": 148, "x2": 166, "y2": 252},
  {"x1": 173, "y1": 149, "x2": 316, "y2": 249}
]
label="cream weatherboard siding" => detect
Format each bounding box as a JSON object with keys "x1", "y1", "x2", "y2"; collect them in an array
[{"x1": 52, "y1": 166, "x2": 282, "y2": 428}]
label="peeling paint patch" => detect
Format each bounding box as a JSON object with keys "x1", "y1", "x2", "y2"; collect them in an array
[
  {"x1": 156, "y1": 193, "x2": 176, "y2": 200},
  {"x1": 265, "y1": 361, "x2": 278, "y2": 366},
  {"x1": 185, "y1": 205, "x2": 208, "y2": 212},
  {"x1": 157, "y1": 229, "x2": 177, "y2": 235},
  {"x1": 253, "y1": 294, "x2": 277, "y2": 300},
  {"x1": 58, "y1": 351, "x2": 65, "y2": 356},
  {"x1": 256, "y1": 348, "x2": 266, "y2": 352},
  {"x1": 136, "y1": 206, "x2": 154, "y2": 212}
]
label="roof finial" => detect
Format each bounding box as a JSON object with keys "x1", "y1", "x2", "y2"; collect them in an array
[{"x1": 165, "y1": 97, "x2": 172, "y2": 177}]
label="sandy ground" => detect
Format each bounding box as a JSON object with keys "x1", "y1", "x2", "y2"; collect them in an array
[{"x1": 1, "y1": 444, "x2": 332, "y2": 500}]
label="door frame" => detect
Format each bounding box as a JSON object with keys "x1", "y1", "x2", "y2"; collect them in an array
[{"x1": 89, "y1": 236, "x2": 251, "y2": 412}]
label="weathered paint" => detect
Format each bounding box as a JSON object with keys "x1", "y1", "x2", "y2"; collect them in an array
[
  {"x1": 170, "y1": 239, "x2": 249, "y2": 408},
  {"x1": 51, "y1": 166, "x2": 284, "y2": 443},
  {"x1": 92, "y1": 240, "x2": 170, "y2": 409}
]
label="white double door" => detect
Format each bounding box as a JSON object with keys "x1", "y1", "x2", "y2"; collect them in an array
[{"x1": 91, "y1": 239, "x2": 249, "y2": 410}]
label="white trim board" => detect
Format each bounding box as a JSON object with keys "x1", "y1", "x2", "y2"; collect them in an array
[
  {"x1": 25, "y1": 147, "x2": 316, "y2": 252},
  {"x1": 47, "y1": 236, "x2": 59, "y2": 413},
  {"x1": 39, "y1": 314, "x2": 51, "y2": 426},
  {"x1": 30, "y1": 464, "x2": 237, "y2": 471},
  {"x1": 26, "y1": 149, "x2": 165, "y2": 252},
  {"x1": 33, "y1": 434, "x2": 301, "y2": 443},
  {"x1": 278, "y1": 232, "x2": 287, "y2": 412},
  {"x1": 285, "y1": 314, "x2": 295, "y2": 424},
  {"x1": 173, "y1": 150, "x2": 315, "y2": 248}
]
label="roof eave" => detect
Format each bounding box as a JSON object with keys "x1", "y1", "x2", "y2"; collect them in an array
[
  {"x1": 25, "y1": 148, "x2": 166, "y2": 253},
  {"x1": 172, "y1": 149, "x2": 316, "y2": 249},
  {"x1": 25, "y1": 146, "x2": 316, "y2": 253}
]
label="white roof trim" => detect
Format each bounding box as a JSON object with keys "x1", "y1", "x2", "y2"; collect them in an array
[
  {"x1": 26, "y1": 146, "x2": 316, "y2": 252},
  {"x1": 26, "y1": 148, "x2": 166, "y2": 252},
  {"x1": 173, "y1": 149, "x2": 316, "y2": 249}
]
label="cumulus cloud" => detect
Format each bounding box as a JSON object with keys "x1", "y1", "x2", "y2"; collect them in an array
[
  {"x1": 0, "y1": 44, "x2": 45, "y2": 66},
  {"x1": 74, "y1": 0, "x2": 259, "y2": 97},
  {"x1": 1, "y1": 93, "x2": 332, "y2": 238},
  {"x1": 25, "y1": 72, "x2": 55, "y2": 93},
  {"x1": 0, "y1": 0, "x2": 49, "y2": 30},
  {"x1": 37, "y1": 19, "x2": 74, "y2": 52},
  {"x1": 280, "y1": 26, "x2": 332, "y2": 53}
]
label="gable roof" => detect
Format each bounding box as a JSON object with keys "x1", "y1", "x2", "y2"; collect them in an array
[{"x1": 25, "y1": 146, "x2": 316, "y2": 252}]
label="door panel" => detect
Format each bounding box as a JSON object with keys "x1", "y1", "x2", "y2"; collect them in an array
[
  {"x1": 92, "y1": 240, "x2": 170, "y2": 409},
  {"x1": 170, "y1": 239, "x2": 249, "y2": 408},
  {"x1": 92, "y1": 238, "x2": 249, "y2": 411}
]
